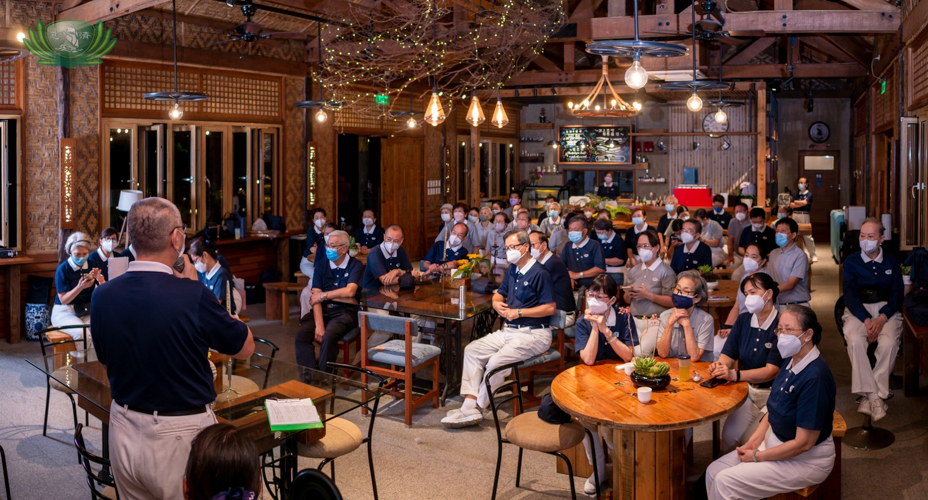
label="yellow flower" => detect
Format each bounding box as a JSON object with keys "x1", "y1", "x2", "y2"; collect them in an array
[
  {"x1": 467, "y1": 253, "x2": 481, "y2": 259},
  {"x1": 457, "y1": 259, "x2": 469, "y2": 265}
]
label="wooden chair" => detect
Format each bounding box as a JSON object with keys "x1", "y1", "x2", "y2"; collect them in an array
[
  {"x1": 359, "y1": 312, "x2": 440, "y2": 426},
  {"x1": 38, "y1": 325, "x2": 89, "y2": 437},
  {"x1": 486, "y1": 361, "x2": 599, "y2": 500},
  {"x1": 337, "y1": 327, "x2": 362, "y2": 379},
  {"x1": 768, "y1": 411, "x2": 846, "y2": 500},
  {"x1": 74, "y1": 423, "x2": 118, "y2": 499}
]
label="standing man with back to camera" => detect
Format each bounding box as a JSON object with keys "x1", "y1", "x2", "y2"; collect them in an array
[{"x1": 91, "y1": 197, "x2": 255, "y2": 500}]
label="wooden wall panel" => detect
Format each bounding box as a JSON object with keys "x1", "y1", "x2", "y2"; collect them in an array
[
  {"x1": 284, "y1": 77, "x2": 305, "y2": 231},
  {"x1": 312, "y1": 114, "x2": 336, "y2": 215},
  {"x1": 907, "y1": 28, "x2": 928, "y2": 111},
  {"x1": 70, "y1": 66, "x2": 101, "y2": 237},
  {"x1": 871, "y1": 62, "x2": 897, "y2": 132},
  {"x1": 215, "y1": 239, "x2": 279, "y2": 284}
]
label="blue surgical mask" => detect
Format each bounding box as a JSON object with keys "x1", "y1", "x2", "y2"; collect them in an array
[
  {"x1": 777, "y1": 213, "x2": 787, "y2": 220},
  {"x1": 71, "y1": 256, "x2": 87, "y2": 267},
  {"x1": 549, "y1": 210, "x2": 559, "y2": 219},
  {"x1": 632, "y1": 217, "x2": 644, "y2": 226},
  {"x1": 714, "y1": 207, "x2": 723, "y2": 214},
  {"x1": 468, "y1": 215, "x2": 478, "y2": 224},
  {"x1": 492, "y1": 209, "x2": 500, "y2": 215},
  {"x1": 568, "y1": 231, "x2": 583, "y2": 243},
  {"x1": 666, "y1": 204, "x2": 674, "y2": 212},
  {"x1": 325, "y1": 247, "x2": 339, "y2": 261},
  {"x1": 671, "y1": 293, "x2": 695, "y2": 309},
  {"x1": 775, "y1": 233, "x2": 789, "y2": 248},
  {"x1": 597, "y1": 232, "x2": 609, "y2": 241}
]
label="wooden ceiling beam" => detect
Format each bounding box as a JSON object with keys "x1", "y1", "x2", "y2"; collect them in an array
[
  {"x1": 531, "y1": 54, "x2": 562, "y2": 72},
  {"x1": 793, "y1": 0, "x2": 851, "y2": 9},
  {"x1": 104, "y1": 38, "x2": 308, "y2": 76},
  {"x1": 839, "y1": 0, "x2": 897, "y2": 12},
  {"x1": 725, "y1": 37, "x2": 776, "y2": 65},
  {"x1": 819, "y1": 34, "x2": 872, "y2": 67},
  {"x1": 722, "y1": 62, "x2": 866, "y2": 78},
  {"x1": 58, "y1": 0, "x2": 169, "y2": 23},
  {"x1": 136, "y1": 7, "x2": 237, "y2": 31}
]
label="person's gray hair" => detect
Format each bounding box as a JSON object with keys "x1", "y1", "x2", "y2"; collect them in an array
[
  {"x1": 65, "y1": 232, "x2": 93, "y2": 254},
  {"x1": 861, "y1": 217, "x2": 885, "y2": 236},
  {"x1": 328, "y1": 230, "x2": 349, "y2": 246},
  {"x1": 677, "y1": 269, "x2": 709, "y2": 305},
  {"x1": 504, "y1": 230, "x2": 530, "y2": 245},
  {"x1": 127, "y1": 198, "x2": 181, "y2": 255}
]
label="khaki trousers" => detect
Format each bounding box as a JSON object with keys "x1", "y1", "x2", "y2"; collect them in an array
[
  {"x1": 721, "y1": 385, "x2": 771, "y2": 451},
  {"x1": 792, "y1": 213, "x2": 816, "y2": 261},
  {"x1": 843, "y1": 303, "x2": 903, "y2": 399}
]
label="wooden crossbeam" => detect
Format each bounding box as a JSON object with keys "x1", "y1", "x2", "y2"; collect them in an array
[
  {"x1": 722, "y1": 62, "x2": 866, "y2": 78},
  {"x1": 820, "y1": 34, "x2": 872, "y2": 67},
  {"x1": 800, "y1": 36, "x2": 855, "y2": 63},
  {"x1": 840, "y1": 0, "x2": 897, "y2": 12},
  {"x1": 531, "y1": 54, "x2": 562, "y2": 72},
  {"x1": 725, "y1": 37, "x2": 777, "y2": 65},
  {"x1": 58, "y1": 0, "x2": 169, "y2": 23},
  {"x1": 136, "y1": 7, "x2": 237, "y2": 32}
]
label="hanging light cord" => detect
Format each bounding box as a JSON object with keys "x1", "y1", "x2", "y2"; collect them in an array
[
  {"x1": 172, "y1": 0, "x2": 178, "y2": 94},
  {"x1": 317, "y1": 22, "x2": 324, "y2": 100}
]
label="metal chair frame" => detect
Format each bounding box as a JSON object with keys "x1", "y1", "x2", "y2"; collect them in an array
[
  {"x1": 74, "y1": 423, "x2": 119, "y2": 500},
  {"x1": 232, "y1": 336, "x2": 279, "y2": 389},
  {"x1": 37, "y1": 325, "x2": 89, "y2": 437},
  {"x1": 289, "y1": 468, "x2": 343, "y2": 500}
]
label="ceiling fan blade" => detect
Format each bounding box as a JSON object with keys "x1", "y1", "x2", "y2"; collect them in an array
[
  {"x1": 720, "y1": 36, "x2": 746, "y2": 46},
  {"x1": 265, "y1": 31, "x2": 308, "y2": 40},
  {"x1": 726, "y1": 30, "x2": 765, "y2": 37},
  {"x1": 209, "y1": 38, "x2": 241, "y2": 47},
  {"x1": 258, "y1": 38, "x2": 279, "y2": 47}
]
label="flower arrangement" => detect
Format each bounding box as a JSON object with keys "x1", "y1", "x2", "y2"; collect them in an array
[{"x1": 452, "y1": 254, "x2": 490, "y2": 279}]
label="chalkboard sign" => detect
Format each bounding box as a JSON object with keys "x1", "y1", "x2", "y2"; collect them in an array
[{"x1": 558, "y1": 125, "x2": 632, "y2": 165}]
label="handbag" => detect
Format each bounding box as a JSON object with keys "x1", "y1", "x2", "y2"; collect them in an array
[{"x1": 72, "y1": 302, "x2": 91, "y2": 319}]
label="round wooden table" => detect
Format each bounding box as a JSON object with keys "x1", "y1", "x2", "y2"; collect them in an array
[{"x1": 551, "y1": 359, "x2": 748, "y2": 500}]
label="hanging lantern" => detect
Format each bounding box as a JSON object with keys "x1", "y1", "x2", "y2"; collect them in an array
[
  {"x1": 466, "y1": 93, "x2": 485, "y2": 127},
  {"x1": 490, "y1": 92, "x2": 509, "y2": 128},
  {"x1": 423, "y1": 91, "x2": 446, "y2": 126}
]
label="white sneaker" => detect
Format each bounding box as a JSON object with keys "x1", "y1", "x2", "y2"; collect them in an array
[
  {"x1": 812, "y1": 256, "x2": 819, "y2": 263},
  {"x1": 857, "y1": 398, "x2": 871, "y2": 416},
  {"x1": 871, "y1": 399, "x2": 888, "y2": 422},
  {"x1": 583, "y1": 474, "x2": 601, "y2": 496},
  {"x1": 441, "y1": 408, "x2": 483, "y2": 428}
]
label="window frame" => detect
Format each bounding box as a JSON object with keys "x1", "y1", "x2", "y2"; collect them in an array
[{"x1": 0, "y1": 116, "x2": 21, "y2": 249}]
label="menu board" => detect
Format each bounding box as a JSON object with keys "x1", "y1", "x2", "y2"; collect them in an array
[{"x1": 558, "y1": 125, "x2": 632, "y2": 165}]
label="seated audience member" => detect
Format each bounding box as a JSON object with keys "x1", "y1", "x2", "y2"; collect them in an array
[
  {"x1": 423, "y1": 223, "x2": 470, "y2": 274},
  {"x1": 739, "y1": 207, "x2": 777, "y2": 256},
  {"x1": 506, "y1": 204, "x2": 524, "y2": 231},
  {"x1": 53, "y1": 232, "x2": 105, "y2": 340},
  {"x1": 467, "y1": 207, "x2": 480, "y2": 225},
  {"x1": 485, "y1": 213, "x2": 510, "y2": 266},
  {"x1": 769, "y1": 218, "x2": 811, "y2": 309},
  {"x1": 529, "y1": 231, "x2": 577, "y2": 326},
  {"x1": 773, "y1": 205, "x2": 793, "y2": 225},
  {"x1": 662, "y1": 218, "x2": 685, "y2": 260},
  {"x1": 670, "y1": 219, "x2": 712, "y2": 274},
  {"x1": 472, "y1": 206, "x2": 494, "y2": 251},
  {"x1": 725, "y1": 203, "x2": 751, "y2": 268},
  {"x1": 504, "y1": 191, "x2": 521, "y2": 218},
  {"x1": 299, "y1": 208, "x2": 328, "y2": 276},
  {"x1": 710, "y1": 272, "x2": 782, "y2": 451},
  {"x1": 490, "y1": 200, "x2": 505, "y2": 217},
  {"x1": 353, "y1": 209, "x2": 384, "y2": 254},
  {"x1": 575, "y1": 274, "x2": 637, "y2": 495},
  {"x1": 537, "y1": 195, "x2": 557, "y2": 226},
  {"x1": 514, "y1": 209, "x2": 540, "y2": 234},
  {"x1": 539, "y1": 202, "x2": 564, "y2": 236},
  {"x1": 596, "y1": 209, "x2": 612, "y2": 221},
  {"x1": 723, "y1": 243, "x2": 770, "y2": 332},
  {"x1": 437, "y1": 202, "x2": 476, "y2": 252},
  {"x1": 582, "y1": 206, "x2": 595, "y2": 219},
  {"x1": 190, "y1": 232, "x2": 231, "y2": 274},
  {"x1": 695, "y1": 208, "x2": 726, "y2": 267},
  {"x1": 189, "y1": 239, "x2": 236, "y2": 315},
  {"x1": 441, "y1": 230, "x2": 555, "y2": 428},
  {"x1": 594, "y1": 218, "x2": 626, "y2": 284},
  {"x1": 562, "y1": 216, "x2": 606, "y2": 289},
  {"x1": 625, "y1": 208, "x2": 655, "y2": 267},
  {"x1": 624, "y1": 230, "x2": 676, "y2": 355},
  {"x1": 656, "y1": 270, "x2": 713, "y2": 361},
  {"x1": 362, "y1": 224, "x2": 415, "y2": 290},
  {"x1": 704, "y1": 306, "x2": 835, "y2": 500},
  {"x1": 184, "y1": 423, "x2": 261, "y2": 500},
  {"x1": 708, "y1": 194, "x2": 733, "y2": 229},
  {"x1": 842, "y1": 218, "x2": 904, "y2": 422},
  {"x1": 88, "y1": 227, "x2": 119, "y2": 281},
  {"x1": 657, "y1": 196, "x2": 679, "y2": 235},
  {"x1": 295, "y1": 230, "x2": 363, "y2": 376},
  {"x1": 436, "y1": 203, "x2": 454, "y2": 242}
]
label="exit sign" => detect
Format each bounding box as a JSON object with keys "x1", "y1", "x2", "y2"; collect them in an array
[
  {"x1": 881, "y1": 80, "x2": 886, "y2": 95},
  {"x1": 375, "y1": 94, "x2": 389, "y2": 105}
]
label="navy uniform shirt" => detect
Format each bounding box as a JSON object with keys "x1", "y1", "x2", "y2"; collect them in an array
[
  {"x1": 721, "y1": 311, "x2": 782, "y2": 387},
  {"x1": 303, "y1": 226, "x2": 326, "y2": 257},
  {"x1": 625, "y1": 224, "x2": 656, "y2": 256},
  {"x1": 495, "y1": 259, "x2": 556, "y2": 329},
  {"x1": 90, "y1": 261, "x2": 249, "y2": 411},
  {"x1": 656, "y1": 213, "x2": 677, "y2": 235},
  {"x1": 575, "y1": 305, "x2": 638, "y2": 361},
  {"x1": 842, "y1": 249, "x2": 904, "y2": 322},
  {"x1": 424, "y1": 240, "x2": 469, "y2": 266},
  {"x1": 119, "y1": 245, "x2": 137, "y2": 263},
  {"x1": 312, "y1": 255, "x2": 364, "y2": 314},
  {"x1": 598, "y1": 184, "x2": 620, "y2": 198},
  {"x1": 708, "y1": 209, "x2": 733, "y2": 230},
  {"x1": 670, "y1": 241, "x2": 712, "y2": 274},
  {"x1": 354, "y1": 225, "x2": 384, "y2": 250},
  {"x1": 88, "y1": 248, "x2": 110, "y2": 281},
  {"x1": 538, "y1": 252, "x2": 577, "y2": 313},
  {"x1": 599, "y1": 231, "x2": 626, "y2": 264},
  {"x1": 54, "y1": 257, "x2": 103, "y2": 307},
  {"x1": 767, "y1": 348, "x2": 835, "y2": 446},
  {"x1": 561, "y1": 237, "x2": 606, "y2": 288},
  {"x1": 792, "y1": 190, "x2": 813, "y2": 214},
  {"x1": 197, "y1": 263, "x2": 236, "y2": 315},
  {"x1": 363, "y1": 244, "x2": 413, "y2": 290},
  {"x1": 738, "y1": 225, "x2": 778, "y2": 255}
]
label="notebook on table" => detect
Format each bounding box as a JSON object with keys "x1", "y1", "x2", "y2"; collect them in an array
[{"x1": 264, "y1": 398, "x2": 323, "y2": 432}]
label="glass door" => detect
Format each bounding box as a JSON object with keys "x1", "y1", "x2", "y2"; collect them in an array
[
  {"x1": 138, "y1": 124, "x2": 165, "y2": 198},
  {"x1": 105, "y1": 122, "x2": 136, "y2": 230},
  {"x1": 232, "y1": 127, "x2": 251, "y2": 223},
  {"x1": 255, "y1": 129, "x2": 278, "y2": 217},
  {"x1": 900, "y1": 117, "x2": 925, "y2": 250},
  {"x1": 170, "y1": 124, "x2": 197, "y2": 231},
  {"x1": 199, "y1": 126, "x2": 229, "y2": 231},
  {"x1": 0, "y1": 119, "x2": 16, "y2": 248}
]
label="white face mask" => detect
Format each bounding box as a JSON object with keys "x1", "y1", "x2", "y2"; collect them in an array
[
  {"x1": 314, "y1": 218, "x2": 326, "y2": 228},
  {"x1": 798, "y1": 183, "x2": 806, "y2": 191},
  {"x1": 447, "y1": 235, "x2": 462, "y2": 247},
  {"x1": 586, "y1": 297, "x2": 611, "y2": 315},
  {"x1": 752, "y1": 223, "x2": 765, "y2": 232},
  {"x1": 530, "y1": 247, "x2": 541, "y2": 259},
  {"x1": 744, "y1": 291, "x2": 768, "y2": 314},
  {"x1": 382, "y1": 241, "x2": 398, "y2": 254},
  {"x1": 324, "y1": 234, "x2": 331, "y2": 245},
  {"x1": 453, "y1": 212, "x2": 465, "y2": 222},
  {"x1": 441, "y1": 213, "x2": 452, "y2": 222},
  {"x1": 506, "y1": 247, "x2": 524, "y2": 264},
  {"x1": 362, "y1": 217, "x2": 374, "y2": 227},
  {"x1": 860, "y1": 238, "x2": 879, "y2": 254},
  {"x1": 735, "y1": 212, "x2": 746, "y2": 221},
  {"x1": 194, "y1": 261, "x2": 208, "y2": 273},
  {"x1": 743, "y1": 257, "x2": 760, "y2": 274},
  {"x1": 584, "y1": 211, "x2": 593, "y2": 218},
  {"x1": 777, "y1": 331, "x2": 807, "y2": 359},
  {"x1": 495, "y1": 223, "x2": 506, "y2": 232},
  {"x1": 680, "y1": 232, "x2": 695, "y2": 244},
  {"x1": 101, "y1": 240, "x2": 115, "y2": 252},
  {"x1": 638, "y1": 248, "x2": 654, "y2": 263}
]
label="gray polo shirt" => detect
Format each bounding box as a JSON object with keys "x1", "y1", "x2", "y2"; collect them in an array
[
  {"x1": 768, "y1": 243, "x2": 811, "y2": 304},
  {"x1": 657, "y1": 306, "x2": 714, "y2": 359},
  {"x1": 701, "y1": 219, "x2": 724, "y2": 243},
  {"x1": 729, "y1": 219, "x2": 750, "y2": 251},
  {"x1": 627, "y1": 259, "x2": 677, "y2": 317}
]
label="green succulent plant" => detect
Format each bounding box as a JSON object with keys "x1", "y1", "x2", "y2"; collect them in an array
[{"x1": 633, "y1": 357, "x2": 670, "y2": 377}]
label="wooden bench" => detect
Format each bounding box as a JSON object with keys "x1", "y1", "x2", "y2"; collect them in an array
[
  {"x1": 768, "y1": 410, "x2": 846, "y2": 500},
  {"x1": 263, "y1": 282, "x2": 304, "y2": 326}
]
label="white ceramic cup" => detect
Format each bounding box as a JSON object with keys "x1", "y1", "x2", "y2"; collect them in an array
[
  {"x1": 624, "y1": 364, "x2": 634, "y2": 376},
  {"x1": 637, "y1": 387, "x2": 652, "y2": 404}
]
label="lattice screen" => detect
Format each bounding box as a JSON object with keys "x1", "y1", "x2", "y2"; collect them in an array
[
  {"x1": 0, "y1": 62, "x2": 15, "y2": 107},
  {"x1": 333, "y1": 94, "x2": 383, "y2": 130},
  {"x1": 103, "y1": 64, "x2": 198, "y2": 111},
  {"x1": 871, "y1": 65, "x2": 896, "y2": 131},
  {"x1": 202, "y1": 74, "x2": 279, "y2": 117}
]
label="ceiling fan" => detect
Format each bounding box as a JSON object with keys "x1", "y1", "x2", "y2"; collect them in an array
[
  {"x1": 211, "y1": 0, "x2": 308, "y2": 46},
  {"x1": 644, "y1": 0, "x2": 764, "y2": 46}
]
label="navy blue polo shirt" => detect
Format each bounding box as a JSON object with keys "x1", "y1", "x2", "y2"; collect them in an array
[
  {"x1": 90, "y1": 262, "x2": 249, "y2": 411},
  {"x1": 119, "y1": 246, "x2": 136, "y2": 262},
  {"x1": 561, "y1": 237, "x2": 606, "y2": 288},
  {"x1": 709, "y1": 209, "x2": 733, "y2": 230},
  {"x1": 54, "y1": 258, "x2": 103, "y2": 307},
  {"x1": 739, "y1": 225, "x2": 777, "y2": 255},
  {"x1": 197, "y1": 263, "x2": 236, "y2": 315},
  {"x1": 539, "y1": 253, "x2": 577, "y2": 313},
  {"x1": 312, "y1": 255, "x2": 364, "y2": 313},
  {"x1": 721, "y1": 311, "x2": 782, "y2": 385},
  {"x1": 598, "y1": 184, "x2": 620, "y2": 198},
  {"x1": 767, "y1": 349, "x2": 835, "y2": 446},
  {"x1": 624, "y1": 225, "x2": 655, "y2": 256},
  {"x1": 424, "y1": 241, "x2": 469, "y2": 265},
  {"x1": 842, "y1": 250, "x2": 904, "y2": 323},
  {"x1": 599, "y1": 231, "x2": 626, "y2": 264},
  {"x1": 88, "y1": 249, "x2": 110, "y2": 281},
  {"x1": 670, "y1": 241, "x2": 712, "y2": 274},
  {"x1": 574, "y1": 305, "x2": 638, "y2": 361},
  {"x1": 302, "y1": 227, "x2": 326, "y2": 257},
  {"x1": 495, "y1": 260, "x2": 556, "y2": 329},
  {"x1": 362, "y1": 244, "x2": 413, "y2": 290},
  {"x1": 656, "y1": 214, "x2": 676, "y2": 235},
  {"x1": 792, "y1": 191, "x2": 813, "y2": 213},
  {"x1": 354, "y1": 225, "x2": 384, "y2": 249}
]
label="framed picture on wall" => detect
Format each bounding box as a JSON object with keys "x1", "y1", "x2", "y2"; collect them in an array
[{"x1": 558, "y1": 125, "x2": 632, "y2": 165}]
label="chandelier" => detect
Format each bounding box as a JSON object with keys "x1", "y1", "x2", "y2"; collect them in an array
[{"x1": 567, "y1": 55, "x2": 639, "y2": 118}]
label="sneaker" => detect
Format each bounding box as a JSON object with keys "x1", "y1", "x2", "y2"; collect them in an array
[
  {"x1": 441, "y1": 408, "x2": 483, "y2": 428},
  {"x1": 583, "y1": 475, "x2": 602, "y2": 496},
  {"x1": 812, "y1": 256, "x2": 819, "y2": 263},
  {"x1": 857, "y1": 398, "x2": 871, "y2": 416},
  {"x1": 871, "y1": 399, "x2": 888, "y2": 422}
]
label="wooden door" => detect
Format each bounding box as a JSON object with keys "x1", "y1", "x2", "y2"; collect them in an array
[
  {"x1": 381, "y1": 137, "x2": 426, "y2": 260},
  {"x1": 799, "y1": 150, "x2": 839, "y2": 242}
]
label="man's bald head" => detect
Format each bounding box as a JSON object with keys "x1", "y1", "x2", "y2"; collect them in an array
[{"x1": 128, "y1": 197, "x2": 183, "y2": 256}]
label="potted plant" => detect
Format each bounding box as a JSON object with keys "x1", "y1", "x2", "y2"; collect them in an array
[
  {"x1": 902, "y1": 265, "x2": 913, "y2": 286},
  {"x1": 610, "y1": 205, "x2": 632, "y2": 222},
  {"x1": 630, "y1": 356, "x2": 672, "y2": 390},
  {"x1": 443, "y1": 253, "x2": 489, "y2": 289},
  {"x1": 733, "y1": 181, "x2": 755, "y2": 208},
  {"x1": 699, "y1": 264, "x2": 719, "y2": 291},
  {"x1": 348, "y1": 236, "x2": 360, "y2": 257}
]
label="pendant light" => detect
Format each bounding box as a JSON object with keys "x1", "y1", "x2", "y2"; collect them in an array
[
  {"x1": 660, "y1": 0, "x2": 731, "y2": 106},
  {"x1": 389, "y1": 86, "x2": 422, "y2": 128},
  {"x1": 422, "y1": 1, "x2": 446, "y2": 126},
  {"x1": 143, "y1": 0, "x2": 208, "y2": 118},
  {"x1": 490, "y1": 89, "x2": 509, "y2": 128},
  {"x1": 707, "y1": 43, "x2": 743, "y2": 127},
  {"x1": 295, "y1": 22, "x2": 346, "y2": 120},
  {"x1": 466, "y1": 92, "x2": 485, "y2": 127}
]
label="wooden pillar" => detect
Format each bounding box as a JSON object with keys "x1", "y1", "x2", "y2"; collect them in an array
[
  {"x1": 57, "y1": 67, "x2": 71, "y2": 265},
  {"x1": 469, "y1": 125, "x2": 480, "y2": 208},
  {"x1": 756, "y1": 82, "x2": 767, "y2": 208},
  {"x1": 7, "y1": 265, "x2": 19, "y2": 344}
]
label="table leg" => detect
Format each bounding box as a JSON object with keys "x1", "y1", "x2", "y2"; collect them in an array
[
  {"x1": 440, "y1": 320, "x2": 461, "y2": 406},
  {"x1": 614, "y1": 428, "x2": 686, "y2": 500},
  {"x1": 7, "y1": 264, "x2": 20, "y2": 344},
  {"x1": 281, "y1": 292, "x2": 289, "y2": 326},
  {"x1": 903, "y1": 321, "x2": 922, "y2": 397}
]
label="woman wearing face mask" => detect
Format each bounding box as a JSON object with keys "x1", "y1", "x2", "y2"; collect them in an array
[
  {"x1": 300, "y1": 208, "x2": 328, "y2": 277},
  {"x1": 625, "y1": 231, "x2": 677, "y2": 356},
  {"x1": 597, "y1": 173, "x2": 620, "y2": 199},
  {"x1": 490, "y1": 200, "x2": 504, "y2": 217},
  {"x1": 52, "y1": 232, "x2": 105, "y2": 340},
  {"x1": 702, "y1": 306, "x2": 835, "y2": 500},
  {"x1": 770, "y1": 206, "x2": 792, "y2": 227},
  {"x1": 575, "y1": 274, "x2": 637, "y2": 495},
  {"x1": 189, "y1": 239, "x2": 236, "y2": 315},
  {"x1": 656, "y1": 270, "x2": 713, "y2": 361},
  {"x1": 709, "y1": 272, "x2": 782, "y2": 451},
  {"x1": 484, "y1": 213, "x2": 511, "y2": 267},
  {"x1": 88, "y1": 227, "x2": 119, "y2": 281},
  {"x1": 724, "y1": 243, "x2": 769, "y2": 333},
  {"x1": 660, "y1": 204, "x2": 688, "y2": 256},
  {"x1": 624, "y1": 208, "x2": 654, "y2": 268},
  {"x1": 471, "y1": 206, "x2": 493, "y2": 251},
  {"x1": 435, "y1": 203, "x2": 455, "y2": 243},
  {"x1": 670, "y1": 219, "x2": 712, "y2": 275}
]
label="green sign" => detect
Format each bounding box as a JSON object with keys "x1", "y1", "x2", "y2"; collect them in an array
[
  {"x1": 375, "y1": 94, "x2": 389, "y2": 105},
  {"x1": 881, "y1": 79, "x2": 886, "y2": 95},
  {"x1": 23, "y1": 20, "x2": 117, "y2": 68}
]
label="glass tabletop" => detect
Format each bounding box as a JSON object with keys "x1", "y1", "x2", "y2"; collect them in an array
[
  {"x1": 338, "y1": 279, "x2": 496, "y2": 321},
  {"x1": 25, "y1": 348, "x2": 389, "y2": 423}
]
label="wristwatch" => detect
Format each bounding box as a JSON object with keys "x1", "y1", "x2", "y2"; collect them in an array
[
  {"x1": 580, "y1": 271, "x2": 585, "y2": 278},
  {"x1": 323, "y1": 292, "x2": 328, "y2": 301},
  {"x1": 752, "y1": 449, "x2": 759, "y2": 463},
  {"x1": 518, "y1": 309, "x2": 523, "y2": 318}
]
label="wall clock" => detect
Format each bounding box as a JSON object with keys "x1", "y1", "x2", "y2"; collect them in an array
[
  {"x1": 809, "y1": 121, "x2": 830, "y2": 143},
  {"x1": 703, "y1": 113, "x2": 729, "y2": 137}
]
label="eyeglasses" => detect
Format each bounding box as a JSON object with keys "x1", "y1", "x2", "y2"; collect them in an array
[
  {"x1": 505, "y1": 244, "x2": 526, "y2": 251},
  {"x1": 774, "y1": 327, "x2": 806, "y2": 335},
  {"x1": 682, "y1": 228, "x2": 697, "y2": 235},
  {"x1": 672, "y1": 287, "x2": 695, "y2": 296},
  {"x1": 171, "y1": 224, "x2": 187, "y2": 235},
  {"x1": 326, "y1": 243, "x2": 346, "y2": 250}
]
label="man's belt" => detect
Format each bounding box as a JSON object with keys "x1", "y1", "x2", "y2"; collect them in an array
[
  {"x1": 858, "y1": 287, "x2": 890, "y2": 304},
  {"x1": 124, "y1": 404, "x2": 207, "y2": 417}
]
